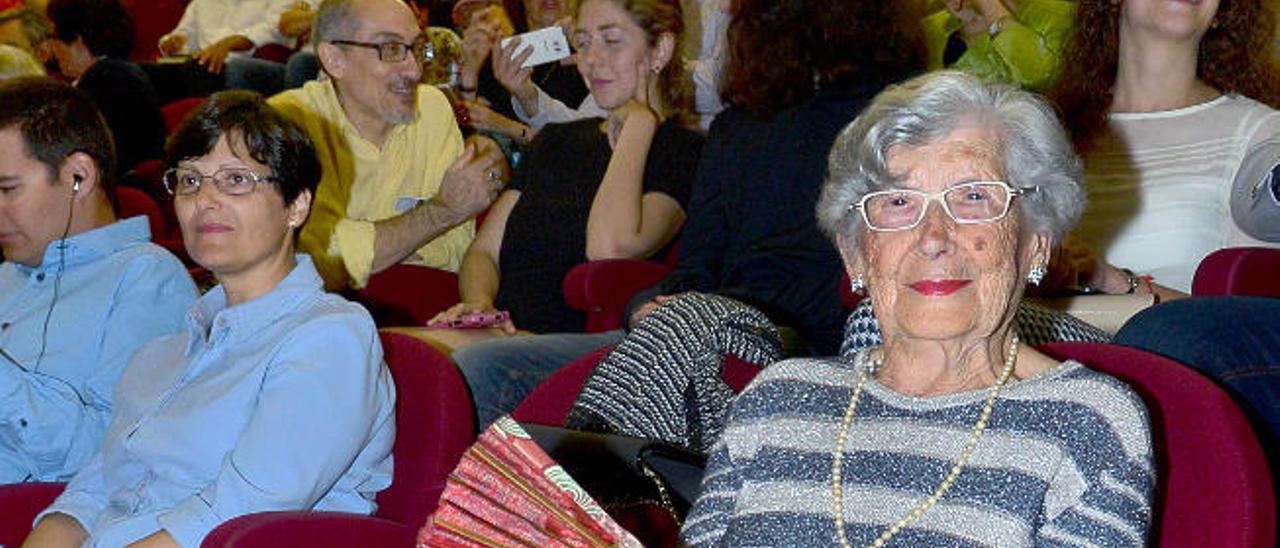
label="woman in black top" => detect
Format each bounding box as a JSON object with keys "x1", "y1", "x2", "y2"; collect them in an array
[{"x1": 417, "y1": 0, "x2": 700, "y2": 350}]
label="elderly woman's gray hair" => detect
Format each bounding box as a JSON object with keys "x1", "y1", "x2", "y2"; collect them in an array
[{"x1": 816, "y1": 70, "x2": 1084, "y2": 251}]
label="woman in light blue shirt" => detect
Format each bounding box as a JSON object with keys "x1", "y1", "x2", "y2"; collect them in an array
[{"x1": 25, "y1": 90, "x2": 396, "y2": 548}]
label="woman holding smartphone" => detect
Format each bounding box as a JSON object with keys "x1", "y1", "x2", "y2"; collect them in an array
[{"x1": 409, "y1": 0, "x2": 700, "y2": 377}]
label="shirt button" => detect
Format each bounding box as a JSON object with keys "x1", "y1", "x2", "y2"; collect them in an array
[
  {"x1": 18, "y1": 419, "x2": 27, "y2": 427},
  {"x1": 35, "y1": 273, "x2": 45, "y2": 282},
  {"x1": 0, "y1": 322, "x2": 9, "y2": 330}
]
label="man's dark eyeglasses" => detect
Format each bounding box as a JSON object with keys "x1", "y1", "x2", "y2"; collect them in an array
[{"x1": 330, "y1": 39, "x2": 435, "y2": 63}]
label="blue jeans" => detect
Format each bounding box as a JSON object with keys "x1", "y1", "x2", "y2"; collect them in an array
[
  {"x1": 453, "y1": 330, "x2": 625, "y2": 430},
  {"x1": 1113, "y1": 296, "x2": 1280, "y2": 446}
]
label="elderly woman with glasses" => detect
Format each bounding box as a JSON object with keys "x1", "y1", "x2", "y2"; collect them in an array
[
  {"x1": 25, "y1": 90, "x2": 395, "y2": 548},
  {"x1": 681, "y1": 71, "x2": 1154, "y2": 547}
]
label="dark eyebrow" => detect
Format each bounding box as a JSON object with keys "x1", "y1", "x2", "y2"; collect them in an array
[{"x1": 0, "y1": 175, "x2": 17, "y2": 183}]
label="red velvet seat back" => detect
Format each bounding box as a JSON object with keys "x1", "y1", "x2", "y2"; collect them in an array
[
  {"x1": 125, "y1": 0, "x2": 188, "y2": 61},
  {"x1": 1040, "y1": 341, "x2": 1276, "y2": 547},
  {"x1": 358, "y1": 265, "x2": 460, "y2": 327},
  {"x1": 1191, "y1": 246, "x2": 1280, "y2": 297},
  {"x1": 161, "y1": 97, "x2": 208, "y2": 135},
  {"x1": 374, "y1": 331, "x2": 474, "y2": 529},
  {"x1": 116, "y1": 185, "x2": 167, "y2": 240}
]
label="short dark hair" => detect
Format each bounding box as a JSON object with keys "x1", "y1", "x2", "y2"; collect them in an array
[
  {"x1": 0, "y1": 76, "x2": 116, "y2": 191},
  {"x1": 47, "y1": 0, "x2": 135, "y2": 59},
  {"x1": 166, "y1": 90, "x2": 321, "y2": 207}
]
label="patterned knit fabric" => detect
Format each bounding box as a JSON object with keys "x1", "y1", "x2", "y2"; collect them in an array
[
  {"x1": 567, "y1": 295, "x2": 1108, "y2": 456},
  {"x1": 841, "y1": 299, "x2": 1109, "y2": 357},
  {"x1": 682, "y1": 353, "x2": 1154, "y2": 547},
  {"x1": 565, "y1": 292, "x2": 783, "y2": 453}
]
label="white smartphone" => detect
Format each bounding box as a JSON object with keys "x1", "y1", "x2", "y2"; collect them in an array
[{"x1": 500, "y1": 25, "x2": 571, "y2": 69}]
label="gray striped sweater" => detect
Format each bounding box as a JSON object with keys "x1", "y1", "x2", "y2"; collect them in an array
[{"x1": 682, "y1": 353, "x2": 1154, "y2": 547}]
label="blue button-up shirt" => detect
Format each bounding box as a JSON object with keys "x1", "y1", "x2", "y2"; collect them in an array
[
  {"x1": 41, "y1": 255, "x2": 396, "y2": 547},
  {"x1": 0, "y1": 216, "x2": 196, "y2": 483}
]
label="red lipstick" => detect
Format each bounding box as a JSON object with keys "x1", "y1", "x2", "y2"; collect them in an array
[{"x1": 908, "y1": 279, "x2": 971, "y2": 296}]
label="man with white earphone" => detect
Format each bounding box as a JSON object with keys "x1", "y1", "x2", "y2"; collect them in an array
[{"x1": 0, "y1": 77, "x2": 198, "y2": 483}]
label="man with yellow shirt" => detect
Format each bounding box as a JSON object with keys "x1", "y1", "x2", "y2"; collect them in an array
[{"x1": 270, "y1": 0, "x2": 502, "y2": 290}]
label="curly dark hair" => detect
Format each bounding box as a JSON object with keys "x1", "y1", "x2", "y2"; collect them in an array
[
  {"x1": 1050, "y1": 0, "x2": 1280, "y2": 151},
  {"x1": 47, "y1": 0, "x2": 135, "y2": 59},
  {"x1": 719, "y1": 0, "x2": 924, "y2": 119}
]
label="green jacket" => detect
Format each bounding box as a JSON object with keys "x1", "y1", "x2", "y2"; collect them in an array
[{"x1": 922, "y1": 0, "x2": 1076, "y2": 91}]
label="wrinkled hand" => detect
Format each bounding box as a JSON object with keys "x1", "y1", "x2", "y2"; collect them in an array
[
  {"x1": 461, "y1": 98, "x2": 526, "y2": 139},
  {"x1": 428, "y1": 301, "x2": 517, "y2": 335},
  {"x1": 461, "y1": 22, "x2": 498, "y2": 77},
  {"x1": 435, "y1": 139, "x2": 506, "y2": 220},
  {"x1": 492, "y1": 36, "x2": 535, "y2": 98},
  {"x1": 629, "y1": 294, "x2": 674, "y2": 327},
  {"x1": 945, "y1": 0, "x2": 988, "y2": 41},
  {"x1": 193, "y1": 35, "x2": 247, "y2": 74},
  {"x1": 278, "y1": 1, "x2": 315, "y2": 38},
  {"x1": 159, "y1": 33, "x2": 188, "y2": 56}
]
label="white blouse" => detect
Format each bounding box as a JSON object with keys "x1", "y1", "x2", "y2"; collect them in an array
[{"x1": 1075, "y1": 94, "x2": 1280, "y2": 292}]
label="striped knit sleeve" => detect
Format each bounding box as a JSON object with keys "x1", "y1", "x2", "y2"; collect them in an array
[
  {"x1": 680, "y1": 435, "x2": 739, "y2": 546},
  {"x1": 1035, "y1": 390, "x2": 1154, "y2": 546}
]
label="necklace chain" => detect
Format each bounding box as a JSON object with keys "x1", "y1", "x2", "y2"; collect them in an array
[{"x1": 831, "y1": 334, "x2": 1020, "y2": 548}]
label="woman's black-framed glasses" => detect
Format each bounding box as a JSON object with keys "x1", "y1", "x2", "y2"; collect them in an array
[
  {"x1": 163, "y1": 167, "x2": 278, "y2": 197},
  {"x1": 330, "y1": 38, "x2": 435, "y2": 63},
  {"x1": 854, "y1": 180, "x2": 1034, "y2": 232}
]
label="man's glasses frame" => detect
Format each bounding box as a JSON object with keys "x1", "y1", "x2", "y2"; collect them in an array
[
  {"x1": 330, "y1": 38, "x2": 435, "y2": 63},
  {"x1": 853, "y1": 180, "x2": 1035, "y2": 232}
]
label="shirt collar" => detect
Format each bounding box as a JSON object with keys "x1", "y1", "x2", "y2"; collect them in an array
[
  {"x1": 25, "y1": 216, "x2": 151, "y2": 274},
  {"x1": 184, "y1": 254, "x2": 326, "y2": 352}
]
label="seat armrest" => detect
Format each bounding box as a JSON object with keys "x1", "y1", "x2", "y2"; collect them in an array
[
  {"x1": 202, "y1": 511, "x2": 414, "y2": 547},
  {"x1": 562, "y1": 260, "x2": 672, "y2": 332}
]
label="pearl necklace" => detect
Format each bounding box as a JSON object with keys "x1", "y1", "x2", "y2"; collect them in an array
[{"x1": 831, "y1": 334, "x2": 1020, "y2": 548}]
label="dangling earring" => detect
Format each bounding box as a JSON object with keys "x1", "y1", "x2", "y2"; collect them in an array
[
  {"x1": 1027, "y1": 264, "x2": 1047, "y2": 286},
  {"x1": 850, "y1": 273, "x2": 866, "y2": 294}
]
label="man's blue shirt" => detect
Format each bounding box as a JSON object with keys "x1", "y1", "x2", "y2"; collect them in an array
[{"x1": 0, "y1": 216, "x2": 197, "y2": 482}]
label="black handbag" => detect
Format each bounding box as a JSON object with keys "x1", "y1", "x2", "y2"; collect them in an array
[{"x1": 521, "y1": 423, "x2": 708, "y2": 524}]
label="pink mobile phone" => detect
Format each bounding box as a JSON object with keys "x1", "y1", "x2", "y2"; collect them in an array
[{"x1": 427, "y1": 310, "x2": 511, "y2": 329}]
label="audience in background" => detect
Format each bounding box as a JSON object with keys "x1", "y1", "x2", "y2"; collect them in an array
[
  {"x1": 562, "y1": 0, "x2": 927, "y2": 451},
  {"x1": 47, "y1": 0, "x2": 166, "y2": 176},
  {"x1": 422, "y1": 0, "x2": 701, "y2": 429},
  {"x1": 1051, "y1": 0, "x2": 1279, "y2": 297},
  {"x1": 0, "y1": 77, "x2": 196, "y2": 484},
  {"x1": 145, "y1": 0, "x2": 296, "y2": 100},
  {"x1": 454, "y1": 0, "x2": 584, "y2": 144},
  {"x1": 0, "y1": 5, "x2": 51, "y2": 66},
  {"x1": 1049, "y1": 0, "x2": 1280, "y2": 505},
  {"x1": 25, "y1": 89, "x2": 395, "y2": 547},
  {"x1": 0, "y1": 42, "x2": 41, "y2": 78},
  {"x1": 921, "y1": 0, "x2": 1075, "y2": 91},
  {"x1": 270, "y1": 0, "x2": 503, "y2": 291}
]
